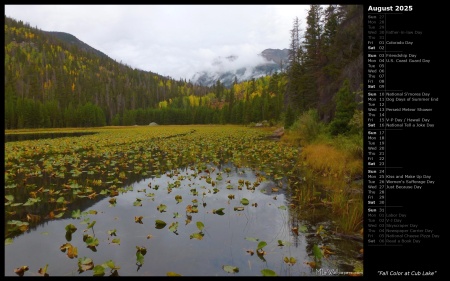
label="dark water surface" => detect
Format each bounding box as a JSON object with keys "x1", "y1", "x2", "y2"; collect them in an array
[
  {"x1": 4, "y1": 164, "x2": 362, "y2": 276},
  {"x1": 4, "y1": 132, "x2": 97, "y2": 142}
]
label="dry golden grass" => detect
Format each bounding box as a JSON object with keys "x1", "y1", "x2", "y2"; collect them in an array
[
  {"x1": 299, "y1": 143, "x2": 363, "y2": 233},
  {"x1": 301, "y1": 144, "x2": 362, "y2": 180}
]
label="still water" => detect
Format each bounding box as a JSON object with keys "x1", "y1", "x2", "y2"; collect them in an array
[
  {"x1": 4, "y1": 132, "x2": 97, "y2": 143},
  {"x1": 4, "y1": 164, "x2": 362, "y2": 276}
]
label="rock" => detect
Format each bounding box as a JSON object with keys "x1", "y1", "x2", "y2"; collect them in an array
[
  {"x1": 272, "y1": 127, "x2": 284, "y2": 138},
  {"x1": 149, "y1": 122, "x2": 158, "y2": 126}
]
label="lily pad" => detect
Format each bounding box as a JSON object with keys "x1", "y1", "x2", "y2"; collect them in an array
[
  {"x1": 155, "y1": 220, "x2": 167, "y2": 229},
  {"x1": 240, "y1": 198, "x2": 249, "y2": 205},
  {"x1": 261, "y1": 268, "x2": 277, "y2": 276},
  {"x1": 222, "y1": 265, "x2": 239, "y2": 273}
]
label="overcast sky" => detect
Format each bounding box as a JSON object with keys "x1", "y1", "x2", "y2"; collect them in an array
[{"x1": 5, "y1": 5, "x2": 309, "y2": 81}]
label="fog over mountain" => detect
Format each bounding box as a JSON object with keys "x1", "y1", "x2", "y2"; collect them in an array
[{"x1": 191, "y1": 48, "x2": 290, "y2": 87}]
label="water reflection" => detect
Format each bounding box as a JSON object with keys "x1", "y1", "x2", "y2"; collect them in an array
[{"x1": 4, "y1": 164, "x2": 362, "y2": 276}]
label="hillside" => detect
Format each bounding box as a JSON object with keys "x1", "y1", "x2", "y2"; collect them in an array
[{"x1": 4, "y1": 5, "x2": 362, "y2": 129}]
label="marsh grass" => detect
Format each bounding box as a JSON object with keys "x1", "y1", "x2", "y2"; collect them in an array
[{"x1": 281, "y1": 109, "x2": 364, "y2": 234}]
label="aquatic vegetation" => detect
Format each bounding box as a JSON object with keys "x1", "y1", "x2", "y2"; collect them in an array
[{"x1": 4, "y1": 125, "x2": 362, "y2": 276}]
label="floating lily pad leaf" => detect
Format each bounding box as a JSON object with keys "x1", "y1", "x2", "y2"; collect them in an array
[
  {"x1": 72, "y1": 209, "x2": 81, "y2": 219},
  {"x1": 157, "y1": 204, "x2": 167, "y2": 213},
  {"x1": 213, "y1": 208, "x2": 225, "y2": 215},
  {"x1": 304, "y1": 261, "x2": 317, "y2": 269},
  {"x1": 5, "y1": 184, "x2": 17, "y2": 190},
  {"x1": 213, "y1": 188, "x2": 219, "y2": 194},
  {"x1": 240, "y1": 198, "x2": 249, "y2": 205},
  {"x1": 257, "y1": 250, "x2": 267, "y2": 261},
  {"x1": 245, "y1": 237, "x2": 259, "y2": 242},
  {"x1": 257, "y1": 241, "x2": 267, "y2": 250},
  {"x1": 136, "y1": 246, "x2": 147, "y2": 255},
  {"x1": 14, "y1": 265, "x2": 29, "y2": 276},
  {"x1": 109, "y1": 198, "x2": 117, "y2": 206},
  {"x1": 189, "y1": 232, "x2": 204, "y2": 240},
  {"x1": 5, "y1": 195, "x2": 14, "y2": 202},
  {"x1": 226, "y1": 185, "x2": 233, "y2": 190},
  {"x1": 175, "y1": 195, "x2": 182, "y2": 204},
  {"x1": 65, "y1": 224, "x2": 77, "y2": 233},
  {"x1": 84, "y1": 236, "x2": 99, "y2": 248},
  {"x1": 222, "y1": 265, "x2": 239, "y2": 273},
  {"x1": 289, "y1": 257, "x2": 297, "y2": 265},
  {"x1": 93, "y1": 265, "x2": 105, "y2": 276},
  {"x1": 88, "y1": 210, "x2": 98, "y2": 215},
  {"x1": 111, "y1": 238, "x2": 120, "y2": 245},
  {"x1": 216, "y1": 175, "x2": 223, "y2": 181},
  {"x1": 173, "y1": 212, "x2": 181, "y2": 218},
  {"x1": 78, "y1": 257, "x2": 94, "y2": 273},
  {"x1": 169, "y1": 222, "x2": 179, "y2": 233},
  {"x1": 196, "y1": 221, "x2": 204, "y2": 232},
  {"x1": 87, "y1": 220, "x2": 96, "y2": 229},
  {"x1": 186, "y1": 204, "x2": 198, "y2": 213},
  {"x1": 136, "y1": 251, "x2": 145, "y2": 265},
  {"x1": 278, "y1": 240, "x2": 284, "y2": 246},
  {"x1": 38, "y1": 264, "x2": 49, "y2": 276},
  {"x1": 155, "y1": 220, "x2": 167, "y2": 229},
  {"x1": 313, "y1": 244, "x2": 323, "y2": 261},
  {"x1": 299, "y1": 225, "x2": 308, "y2": 233},
  {"x1": 135, "y1": 216, "x2": 144, "y2": 224},
  {"x1": 5, "y1": 238, "x2": 13, "y2": 245},
  {"x1": 234, "y1": 206, "x2": 244, "y2": 211},
  {"x1": 261, "y1": 269, "x2": 277, "y2": 276},
  {"x1": 80, "y1": 217, "x2": 90, "y2": 225},
  {"x1": 23, "y1": 198, "x2": 40, "y2": 206},
  {"x1": 60, "y1": 243, "x2": 78, "y2": 258},
  {"x1": 278, "y1": 205, "x2": 287, "y2": 210},
  {"x1": 10, "y1": 203, "x2": 23, "y2": 207},
  {"x1": 53, "y1": 211, "x2": 65, "y2": 218},
  {"x1": 104, "y1": 260, "x2": 120, "y2": 270},
  {"x1": 133, "y1": 199, "x2": 142, "y2": 207},
  {"x1": 167, "y1": 272, "x2": 182, "y2": 276}
]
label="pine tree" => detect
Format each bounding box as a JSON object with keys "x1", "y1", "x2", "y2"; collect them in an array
[
  {"x1": 329, "y1": 79, "x2": 356, "y2": 135},
  {"x1": 285, "y1": 17, "x2": 301, "y2": 107}
]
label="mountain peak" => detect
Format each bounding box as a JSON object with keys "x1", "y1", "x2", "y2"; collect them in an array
[{"x1": 192, "y1": 48, "x2": 288, "y2": 87}]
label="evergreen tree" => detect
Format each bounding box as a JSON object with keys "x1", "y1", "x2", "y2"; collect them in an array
[
  {"x1": 285, "y1": 17, "x2": 301, "y2": 108},
  {"x1": 284, "y1": 105, "x2": 295, "y2": 128},
  {"x1": 329, "y1": 79, "x2": 356, "y2": 135}
]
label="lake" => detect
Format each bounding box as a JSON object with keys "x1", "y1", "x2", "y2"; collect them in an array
[{"x1": 4, "y1": 126, "x2": 363, "y2": 276}]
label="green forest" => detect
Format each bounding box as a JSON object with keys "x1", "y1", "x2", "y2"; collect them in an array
[{"x1": 4, "y1": 5, "x2": 362, "y2": 133}]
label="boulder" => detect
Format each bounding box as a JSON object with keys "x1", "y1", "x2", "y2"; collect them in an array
[{"x1": 271, "y1": 127, "x2": 284, "y2": 138}]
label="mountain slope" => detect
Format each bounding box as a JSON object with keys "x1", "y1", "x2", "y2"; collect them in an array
[
  {"x1": 191, "y1": 48, "x2": 289, "y2": 87},
  {"x1": 43, "y1": 31, "x2": 109, "y2": 59}
]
